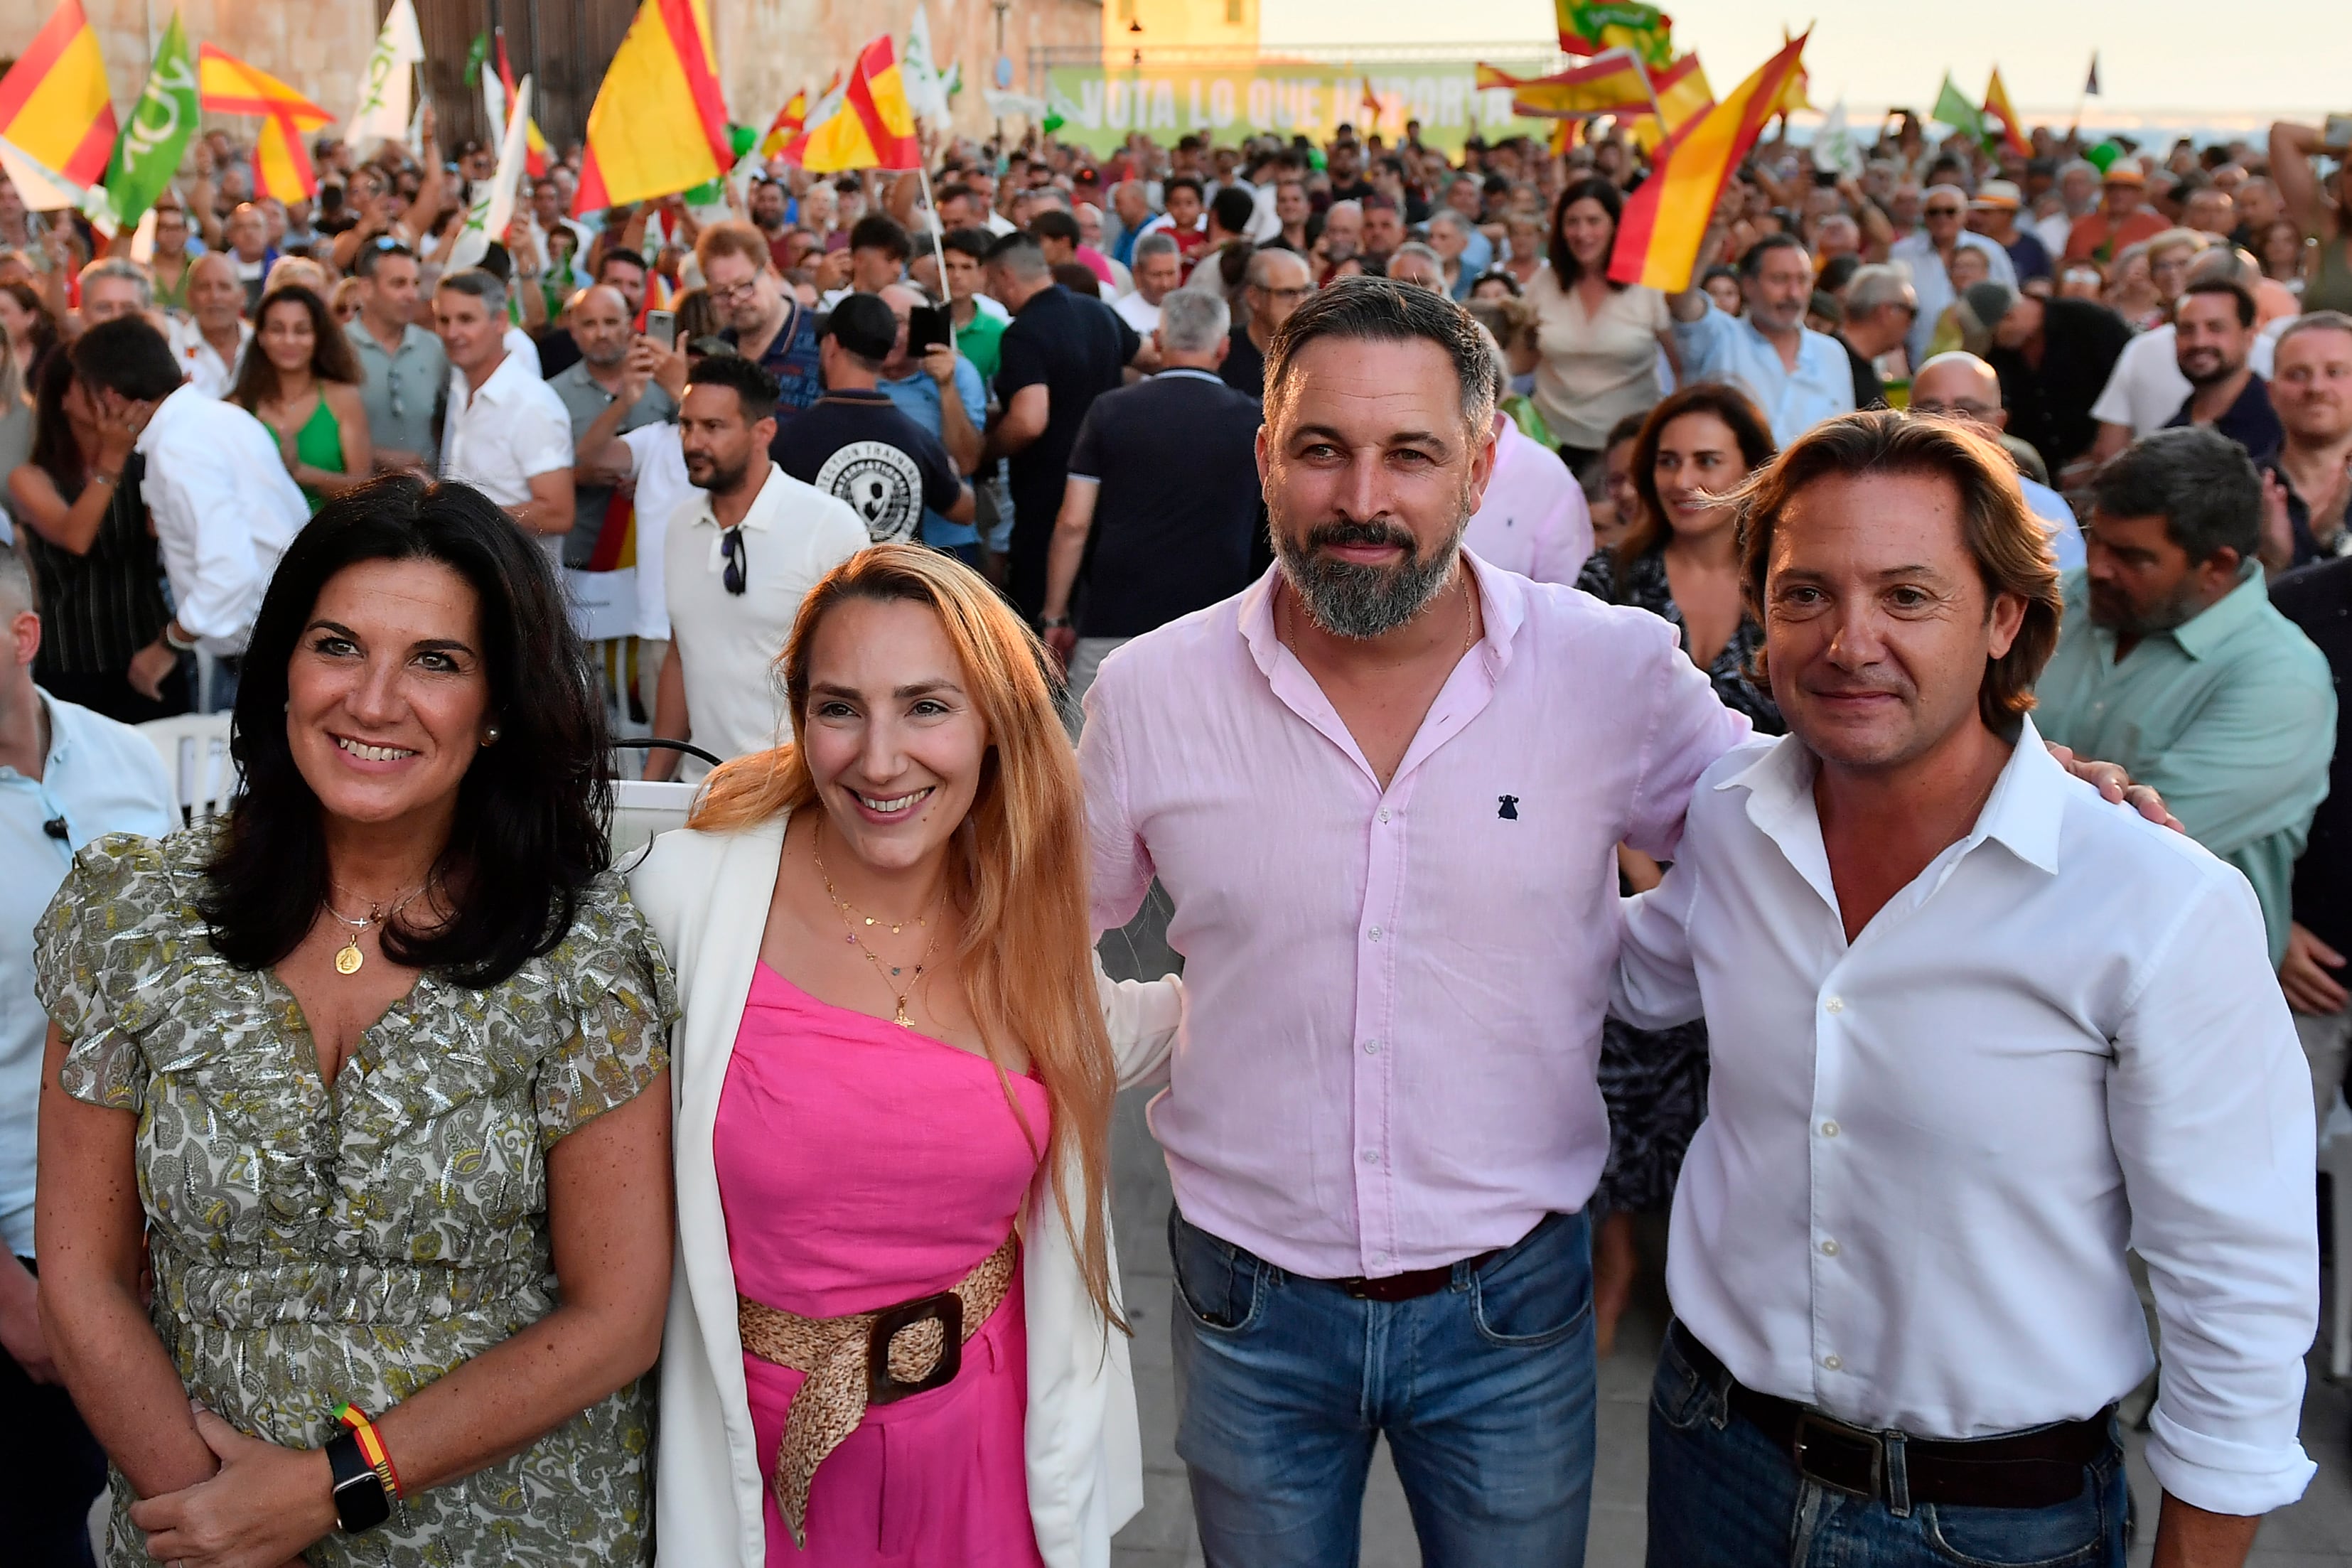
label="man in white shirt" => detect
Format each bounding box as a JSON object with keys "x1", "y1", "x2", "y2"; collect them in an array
[
  {"x1": 648, "y1": 355, "x2": 865, "y2": 780},
  {"x1": 2087, "y1": 247, "x2": 2276, "y2": 459},
  {"x1": 1114, "y1": 232, "x2": 1182, "y2": 336},
  {"x1": 434, "y1": 268, "x2": 574, "y2": 565},
  {"x1": 1889, "y1": 184, "x2": 2018, "y2": 368},
  {"x1": 71, "y1": 318, "x2": 307, "y2": 697},
  {"x1": 165, "y1": 252, "x2": 253, "y2": 399},
  {"x1": 1615, "y1": 410, "x2": 2315, "y2": 1567}
]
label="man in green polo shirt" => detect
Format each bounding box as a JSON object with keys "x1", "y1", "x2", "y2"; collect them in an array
[{"x1": 2034, "y1": 426, "x2": 2335, "y2": 965}]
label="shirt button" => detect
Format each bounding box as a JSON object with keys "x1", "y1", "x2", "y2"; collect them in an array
[
  {"x1": 1378, "y1": 807, "x2": 1391, "y2": 823},
  {"x1": 1820, "y1": 1239, "x2": 1840, "y2": 1257},
  {"x1": 1360, "y1": 1149, "x2": 1379, "y2": 1166},
  {"x1": 1823, "y1": 996, "x2": 1845, "y2": 1014},
  {"x1": 1820, "y1": 1119, "x2": 1840, "y2": 1138},
  {"x1": 1363, "y1": 1038, "x2": 1380, "y2": 1055},
  {"x1": 1823, "y1": 1354, "x2": 1842, "y2": 1370},
  {"x1": 1368, "y1": 925, "x2": 1383, "y2": 942}
]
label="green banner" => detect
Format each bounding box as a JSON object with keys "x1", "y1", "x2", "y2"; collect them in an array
[
  {"x1": 103, "y1": 8, "x2": 200, "y2": 229},
  {"x1": 1044, "y1": 58, "x2": 1559, "y2": 156}
]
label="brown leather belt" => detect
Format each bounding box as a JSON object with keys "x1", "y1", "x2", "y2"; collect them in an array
[
  {"x1": 1672, "y1": 1323, "x2": 2112, "y2": 1510},
  {"x1": 1324, "y1": 1247, "x2": 1503, "y2": 1301}
]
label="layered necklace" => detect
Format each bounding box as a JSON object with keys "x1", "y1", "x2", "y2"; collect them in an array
[
  {"x1": 324, "y1": 881, "x2": 429, "y2": 976},
  {"x1": 811, "y1": 830, "x2": 943, "y2": 1027}
]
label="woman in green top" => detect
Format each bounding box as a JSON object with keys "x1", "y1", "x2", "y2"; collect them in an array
[{"x1": 233, "y1": 283, "x2": 373, "y2": 512}]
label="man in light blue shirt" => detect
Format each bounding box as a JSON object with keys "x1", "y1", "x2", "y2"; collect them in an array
[
  {"x1": 876, "y1": 282, "x2": 989, "y2": 562},
  {"x1": 1670, "y1": 230, "x2": 1855, "y2": 446},
  {"x1": 1911, "y1": 353, "x2": 2086, "y2": 570},
  {"x1": 1890, "y1": 185, "x2": 2018, "y2": 367},
  {"x1": 0, "y1": 541, "x2": 175, "y2": 1556}
]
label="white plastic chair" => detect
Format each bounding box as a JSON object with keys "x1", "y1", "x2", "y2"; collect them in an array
[
  {"x1": 137, "y1": 712, "x2": 237, "y2": 822},
  {"x1": 2324, "y1": 1089, "x2": 2352, "y2": 1379},
  {"x1": 611, "y1": 778, "x2": 696, "y2": 868}
]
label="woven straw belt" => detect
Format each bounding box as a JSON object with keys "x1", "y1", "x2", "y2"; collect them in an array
[{"x1": 737, "y1": 1233, "x2": 1018, "y2": 1549}]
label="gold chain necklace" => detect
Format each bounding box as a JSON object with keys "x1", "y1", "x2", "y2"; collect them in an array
[
  {"x1": 811, "y1": 830, "x2": 942, "y2": 1027},
  {"x1": 323, "y1": 882, "x2": 427, "y2": 976}
]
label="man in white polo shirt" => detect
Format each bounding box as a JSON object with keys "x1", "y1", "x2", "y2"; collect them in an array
[
  {"x1": 434, "y1": 267, "x2": 574, "y2": 563},
  {"x1": 647, "y1": 354, "x2": 865, "y2": 780}
]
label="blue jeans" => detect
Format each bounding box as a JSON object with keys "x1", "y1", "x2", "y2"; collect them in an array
[
  {"x1": 1169, "y1": 1205, "x2": 1597, "y2": 1567},
  {"x1": 1646, "y1": 1322, "x2": 2129, "y2": 1567}
]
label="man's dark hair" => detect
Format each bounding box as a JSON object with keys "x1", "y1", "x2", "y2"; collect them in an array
[
  {"x1": 1029, "y1": 208, "x2": 1080, "y2": 245},
  {"x1": 595, "y1": 247, "x2": 648, "y2": 281},
  {"x1": 2179, "y1": 276, "x2": 2257, "y2": 328},
  {"x1": 1165, "y1": 174, "x2": 1204, "y2": 201},
  {"x1": 1738, "y1": 231, "x2": 1810, "y2": 279},
  {"x1": 934, "y1": 181, "x2": 976, "y2": 208},
  {"x1": 2095, "y1": 426, "x2": 2262, "y2": 563},
  {"x1": 1264, "y1": 276, "x2": 1494, "y2": 434},
  {"x1": 70, "y1": 316, "x2": 181, "y2": 402},
  {"x1": 687, "y1": 353, "x2": 781, "y2": 424},
  {"x1": 1210, "y1": 186, "x2": 1256, "y2": 235},
  {"x1": 940, "y1": 225, "x2": 994, "y2": 263},
  {"x1": 352, "y1": 237, "x2": 416, "y2": 279},
  {"x1": 849, "y1": 213, "x2": 912, "y2": 262},
  {"x1": 202, "y1": 476, "x2": 610, "y2": 989}
]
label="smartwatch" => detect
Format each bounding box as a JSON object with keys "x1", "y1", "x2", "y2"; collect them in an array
[{"x1": 325, "y1": 1429, "x2": 393, "y2": 1533}]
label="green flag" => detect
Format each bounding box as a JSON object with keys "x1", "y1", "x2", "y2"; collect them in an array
[
  {"x1": 463, "y1": 31, "x2": 490, "y2": 87},
  {"x1": 1931, "y1": 72, "x2": 1985, "y2": 141},
  {"x1": 102, "y1": 9, "x2": 200, "y2": 230}
]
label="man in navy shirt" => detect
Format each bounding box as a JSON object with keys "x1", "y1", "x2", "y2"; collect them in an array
[
  {"x1": 2164, "y1": 278, "x2": 2284, "y2": 461},
  {"x1": 770, "y1": 293, "x2": 970, "y2": 547},
  {"x1": 979, "y1": 233, "x2": 1141, "y2": 617}
]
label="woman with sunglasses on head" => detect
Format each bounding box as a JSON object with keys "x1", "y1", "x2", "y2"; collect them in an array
[{"x1": 636, "y1": 544, "x2": 1182, "y2": 1567}]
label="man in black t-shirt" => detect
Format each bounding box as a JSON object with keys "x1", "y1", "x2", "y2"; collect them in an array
[
  {"x1": 770, "y1": 293, "x2": 971, "y2": 545},
  {"x1": 1038, "y1": 287, "x2": 1264, "y2": 705},
  {"x1": 979, "y1": 234, "x2": 1142, "y2": 616},
  {"x1": 1961, "y1": 281, "x2": 2134, "y2": 483}
]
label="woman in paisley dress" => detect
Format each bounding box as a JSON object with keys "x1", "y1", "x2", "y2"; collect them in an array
[
  {"x1": 1574, "y1": 382, "x2": 1780, "y2": 1354},
  {"x1": 33, "y1": 476, "x2": 677, "y2": 1567}
]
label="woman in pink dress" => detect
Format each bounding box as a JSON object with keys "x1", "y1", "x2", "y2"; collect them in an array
[{"x1": 635, "y1": 545, "x2": 1183, "y2": 1567}]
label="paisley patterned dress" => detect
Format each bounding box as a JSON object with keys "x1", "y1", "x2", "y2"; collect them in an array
[
  {"x1": 31, "y1": 828, "x2": 677, "y2": 1567},
  {"x1": 1577, "y1": 545, "x2": 1784, "y2": 1216}
]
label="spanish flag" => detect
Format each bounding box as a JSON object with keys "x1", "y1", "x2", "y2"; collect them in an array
[
  {"x1": 1609, "y1": 33, "x2": 1809, "y2": 292},
  {"x1": 0, "y1": 0, "x2": 118, "y2": 189},
  {"x1": 574, "y1": 0, "x2": 732, "y2": 214},
  {"x1": 1478, "y1": 50, "x2": 1655, "y2": 121},
  {"x1": 760, "y1": 80, "x2": 822, "y2": 161},
  {"x1": 1983, "y1": 67, "x2": 2031, "y2": 158},
  {"x1": 198, "y1": 45, "x2": 333, "y2": 203},
  {"x1": 1626, "y1": 51, "x2": 1712, "y2": 151},
  {"x1": 495, "y1": 34, "x2": 552, "y2": 178},
  {"x1": 783, "y1": 35, "x2": 922, "y2": 173}
]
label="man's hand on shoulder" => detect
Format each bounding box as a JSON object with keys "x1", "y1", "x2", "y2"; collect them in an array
[{"x1": 2044, "y1": 741, "x2": 2181, "y2": 830}]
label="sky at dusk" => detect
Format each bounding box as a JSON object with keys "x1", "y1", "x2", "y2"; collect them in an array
[{"x1": 1260, "y1": 0, "x2": 2340, "y2": 122}]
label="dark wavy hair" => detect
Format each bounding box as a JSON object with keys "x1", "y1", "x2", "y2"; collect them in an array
[
  {"x1": 199, "y1": 476, "x2": 611, "y2": 988},
  {"x1": 1547, "y1": 176, "x2": 1626, "y2": 289},
  {"x1": 230, "y1": 284, "x2": 361, "y2": 412},
  {"x1": 1621, "y1": 381, "x2": 1778, "y2": 565}
]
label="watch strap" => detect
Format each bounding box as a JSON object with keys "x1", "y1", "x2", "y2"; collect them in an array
[{"x1": 325, "y1": 1430, "x2": 393, "y2": 1533}]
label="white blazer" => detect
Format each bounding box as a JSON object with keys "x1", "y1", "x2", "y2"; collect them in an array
[{"x1": 629, "y1": 812, "x2": 1182, "y2": 1568}]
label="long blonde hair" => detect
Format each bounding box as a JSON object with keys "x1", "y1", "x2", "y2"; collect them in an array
[{"x1": 692, "y1": 544, "x2": 1124, "y2": 1331}]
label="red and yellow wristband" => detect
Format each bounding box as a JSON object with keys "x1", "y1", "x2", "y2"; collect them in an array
[{"x1": 333, "y1": 1402, "x2": 403, "y2": 1502}]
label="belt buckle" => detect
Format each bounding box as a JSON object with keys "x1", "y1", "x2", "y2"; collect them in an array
[
  {"x1": 1791, "y1": 1410, "x2": 1885, "y2": 1501},
  {"x1": 866, "y1": 1290, "x2": 965, "y2": 1405}
]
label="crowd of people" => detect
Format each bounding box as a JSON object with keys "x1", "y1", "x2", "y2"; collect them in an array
[{"x1": 0, "y1": 86, "x2": 2347, "y2": 1568}]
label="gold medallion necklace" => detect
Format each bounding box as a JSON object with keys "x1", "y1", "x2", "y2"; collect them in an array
[
  {"x1": 811, "y1": 829, "x2": 942, "y2": 1027},
  {"x1": 323, "y1": 883, "x2": 426, "y2": 975}
]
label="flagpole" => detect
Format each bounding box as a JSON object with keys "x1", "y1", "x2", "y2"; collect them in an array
[{"x1": 916, "y1": 156, "x2": 955, "y2": 353}]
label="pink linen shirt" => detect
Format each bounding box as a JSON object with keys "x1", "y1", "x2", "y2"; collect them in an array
[
  {"x1": 1080, "y1": 553, "x2": 1749, "y2": 1278},
  {"x1": 1464, "y1": 420, "x2": 1595, "y2": 586}
]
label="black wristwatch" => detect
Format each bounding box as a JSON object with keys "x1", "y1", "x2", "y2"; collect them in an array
[{"x1": 325, "y1": 1429, "x2": 393, "y2": 1533}]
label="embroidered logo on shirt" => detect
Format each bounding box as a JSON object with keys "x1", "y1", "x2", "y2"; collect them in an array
[{"x1": 1498, "y1": 795, "x2": 1519, "y2": 820}]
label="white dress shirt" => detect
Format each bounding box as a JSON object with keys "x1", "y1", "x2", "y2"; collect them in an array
[
  {"x1": 1671, "y1": 303, "x2": 1856, "y2": 447},
  {"x1": 1112, "y1": 291, "x2": 1161, "y2": 335},
  {"x1": 439, "y1": 350, "x2": 574, "y2": 566},
  {"x1": 134, "y1": 385, "x2": 308, "y2": 653},
  {"x1": 1464, "y1": 419, "x2": 1594, "y2": 585},
  {"x1": 166, "y1": 316, "x2": 253, "y2": 399},
  {"x1": 1889, "y1": 230, "x2": 2017, "y2": 368},
  {"x1": 1613, "y1": 721, "x2": 2317, "y2": 1516},
  {"x1": 3, "y1": 692, "x2": 175, "y2": 1255},
  {"x1": 663, "y1": 462, "x2": 866, "y2": 765},
  {"x1": 621, "y1": 421, "x2": 691, "y2": 642}
]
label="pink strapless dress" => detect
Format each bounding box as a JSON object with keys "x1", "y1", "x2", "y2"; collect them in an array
[{"x1": 715, "y1": 962, "x2": 1052, "y2": 1567}]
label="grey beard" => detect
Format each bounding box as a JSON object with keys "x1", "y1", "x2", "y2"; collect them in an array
[{"x1": 1273, "y1": 515, "x2": 1464, "y2": 640}]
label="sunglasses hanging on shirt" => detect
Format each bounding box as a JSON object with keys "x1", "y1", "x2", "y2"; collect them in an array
[{"x1": 721, "y1": 527, "x2": 748, "y2": 596}]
